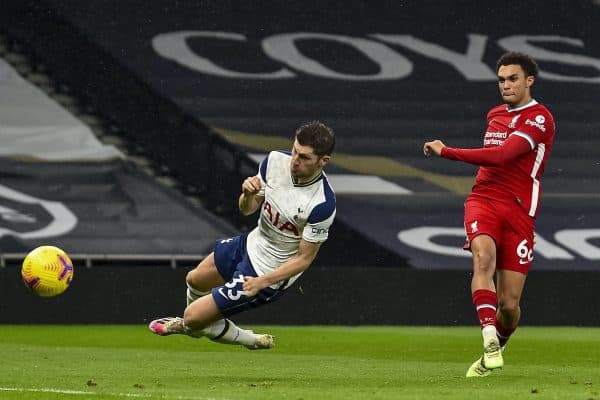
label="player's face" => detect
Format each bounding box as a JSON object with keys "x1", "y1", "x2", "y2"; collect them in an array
[
  {"x1": 497, "y1": 64, "x2": 534, "y2": 107},
  {"x1": 290, "y1": 139, "x2": 329, "y2": 182}
]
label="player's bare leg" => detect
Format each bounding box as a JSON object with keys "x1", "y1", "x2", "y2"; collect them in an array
[
  {"x1": 470, "y1": 235, "x2": 497, "y2": 293},
  {"x1": 185, "y1": 253, "x2": 226, "y2": 305},
  {"x1": 184, "y1": 293, "x2": 273, "y2": 349},
  {"x1": 149, "y1": 253, "x2": 222, "y2": 336},
  {"x1": 186, "y1": 254, "x2": 273, "y2": 348},
  {"x1": 149, "y1": 294, "x2": 273, "y2": 349},
  {"x1": 149, "y1": 253, "x2": 273, "y2": 349},
  {"x1": 467, "y1": 235, "x2": 503, "y2": 377},
  {"x1": 495, "y1": 269, "x2": 526, "y2": 348}
]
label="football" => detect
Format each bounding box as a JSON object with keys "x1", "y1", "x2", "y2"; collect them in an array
[{"x1": 21, "y1": 245, "x2": 74, "y2": 297}]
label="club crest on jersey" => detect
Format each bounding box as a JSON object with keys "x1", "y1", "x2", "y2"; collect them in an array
[
  {"x1": 470, "y1": 221, "x2": 478, "y2": 233},
  {"x1": 508, "y1": 114, "x2": 521, "y2": 129},
  {"x1": 293, "y1": 207, "x2": 304, "y2": 222},
  {"x1": 263, "y1": 201, "x2": 299, "y2": 235}
]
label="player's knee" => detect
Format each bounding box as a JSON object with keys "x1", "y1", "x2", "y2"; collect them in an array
[
  {"x1": 472, "y1": 249, "x2": 495, "y2": 272},
  {"x1": 182, "y1": 309, "x2": 197, "y2": 329},
  {"x1": 183, "y1": 306, "x2": 207, "y2": 331},
  {"x1": 498, "y1": 300, "x2": 520, "y2": 318},
  {"x1": 186, "y1": 269, "x2": 209, "y2": 293},
  {"x1": 185, "y1": 269, "x2": 196, "y2": 287}
]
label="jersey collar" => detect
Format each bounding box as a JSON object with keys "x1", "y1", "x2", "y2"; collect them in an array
[
  {"x1": 292, "y1": 171, "x2": 323, "y2": 187},
  {"x1": 507, "y1": 98, "x2": 538, "y2": 112}
]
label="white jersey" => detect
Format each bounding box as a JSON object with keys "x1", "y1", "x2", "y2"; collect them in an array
[{"x1": 247, "y1": 150, "x2": 336, "y2": 288}]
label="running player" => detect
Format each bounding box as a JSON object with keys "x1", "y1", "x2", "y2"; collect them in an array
[
  {"x1": 149, "y1": 121, "x2": 336, "y2": 349},
  {"x1": 423, "y1": 51, "x2": 555, "y2": 377}
]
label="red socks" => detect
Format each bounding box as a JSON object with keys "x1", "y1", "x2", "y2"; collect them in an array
[
  {"x1": 472, "y1": 289, "x2": 497, "y2": 328},
  {"x1": 495, "y1": 319, "x2": 516, "y2": 347},
  {"x1": 473, "y1": 289, "x2": 517, "y2": 347}
]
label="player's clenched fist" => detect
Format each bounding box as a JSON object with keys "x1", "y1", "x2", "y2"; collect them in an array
[
  {"x1": 423, "y1": 139, "x2": 446, "y2": 157},
  {"x1": 242, "y1": 176, "x2": 262, "y2": 195},
  {"x1": 242, "y1": 275, "x2": 266, "y2": 297}
]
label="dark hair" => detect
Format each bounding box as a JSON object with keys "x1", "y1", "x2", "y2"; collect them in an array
[
  {"x1": 496, "y1": 51, "x2": 539, "y2": 77},
  {"x1": 295, "y1": 121, "x2": 335, "y2": 157}
]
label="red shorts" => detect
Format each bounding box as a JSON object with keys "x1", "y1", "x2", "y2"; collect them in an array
[{"x1": 463, "y1": 196, "x2": 535, "y2": 274}]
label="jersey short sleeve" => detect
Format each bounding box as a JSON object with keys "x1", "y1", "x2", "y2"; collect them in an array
[
  {"x1": 302, "y1": 210, "x2": 336, "y2": 243},
  {"x1": 513, "y1": 108, "x2": 554, "y2": 148},
  {"x1": 301, "y1": 176, "x2": 336, "y2": 243}
]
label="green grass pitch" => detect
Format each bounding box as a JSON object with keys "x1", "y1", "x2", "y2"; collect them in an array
[{"x1": 1, "y1": 325, "x2": 598, "y2": 399}]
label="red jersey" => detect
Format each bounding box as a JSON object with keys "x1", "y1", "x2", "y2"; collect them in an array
[{"x1": 441, "y1": 99, "x2": 555, "y2": 218}]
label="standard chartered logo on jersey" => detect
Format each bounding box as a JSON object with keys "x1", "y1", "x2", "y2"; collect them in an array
[{"x1": 0, "y1": 184, "x2": 77, "y2": 239}]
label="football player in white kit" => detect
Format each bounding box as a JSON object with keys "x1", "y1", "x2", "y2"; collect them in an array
[{"x1": 149, "y1": 121, "x2": 336, "y2": 349}]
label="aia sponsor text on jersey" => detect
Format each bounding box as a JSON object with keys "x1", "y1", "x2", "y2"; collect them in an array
[{"x1": 263, "y1": 200, "x2": 299, "y2": 236}]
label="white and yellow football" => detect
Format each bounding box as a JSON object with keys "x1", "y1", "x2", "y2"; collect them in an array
[{"x1": 21, "y1": 245, "x2": 74, "y2": 297}]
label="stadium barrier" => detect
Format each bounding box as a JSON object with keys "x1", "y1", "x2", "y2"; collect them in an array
[
  {"x1": 0, "y1": 253, "x2": 206, "y2": 269},
  {"x1": 2, "y1": 265, "x2": 600, "y2": 326}
]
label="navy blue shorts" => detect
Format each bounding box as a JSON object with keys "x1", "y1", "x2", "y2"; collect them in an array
[{"x1": 211, "y1": 234, "x2": 286, "y2": 318}]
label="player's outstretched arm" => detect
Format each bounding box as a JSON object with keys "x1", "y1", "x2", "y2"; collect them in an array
[
  {"x1": 442, "y1": 134, "x2": 532, "y2": 166},
  {"x1": 242, "y1": 239, "x2": 321, "y2": 296}
]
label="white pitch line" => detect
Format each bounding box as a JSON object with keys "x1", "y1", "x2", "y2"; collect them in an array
[
  {"x1": 0, "y1": 387, "x2": 147, "y2": 398},
  {"x1": 0, "y1": 386, "x2": 231, "y2": 400}
]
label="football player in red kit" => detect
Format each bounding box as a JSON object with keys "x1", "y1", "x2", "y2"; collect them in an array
[{"x1": 423, "y1": 51, "x2": 555, "y2": 377}]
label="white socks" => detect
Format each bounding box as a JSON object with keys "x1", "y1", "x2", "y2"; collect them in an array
[
  {"x1": 185, "y1": 283, "x2": 256, "y2": 347},
  {"x1": 186, "y1": 283, "x2": 210, "y2": 306},
  {"x1": 482, "y1": 325, "x2": 498, "y2": 346},
  {"x1": 201, "y1": 319, "x2": 256, "y2": 347}
]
